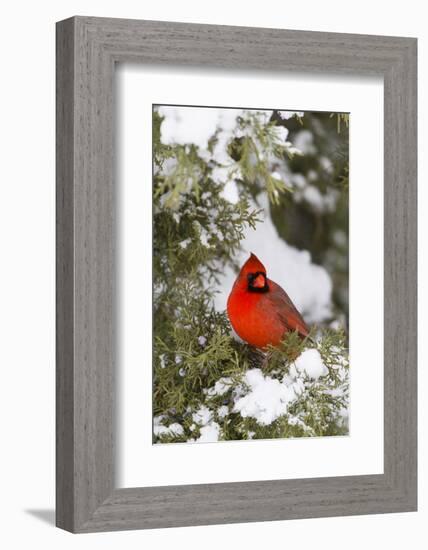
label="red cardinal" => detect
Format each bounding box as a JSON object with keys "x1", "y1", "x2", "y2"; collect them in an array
[{"x1": 227, "y1": 253, "x2": 309, "y2": 349}]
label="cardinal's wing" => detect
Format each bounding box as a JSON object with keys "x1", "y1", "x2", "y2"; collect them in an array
[{"x1": 267, "y1": 280, "x2": 310, "y2": 338}]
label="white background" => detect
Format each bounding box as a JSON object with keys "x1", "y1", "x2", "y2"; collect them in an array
[
  {"x1": 118, "y1": 67, "x2": 384, "y2": 487},
  {"x1": 0, "y1": 1, "x2": 425, "y2": 549}
]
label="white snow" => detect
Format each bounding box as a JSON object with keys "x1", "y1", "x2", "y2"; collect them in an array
[
  {"x1": 307, "y1": 170, "x2": 318, "y2": 182},
  {"x1": 158, "y1": 107, "x2": 299, "y2": 196},
  {"x1": 217, "y1": 405, "x2": 229, "y2": 418},
  {"x1": 197, "y1": 422, "x2": 220, "y2": 443},
  {"x1": 292, "y1": 179, "x2": 339, "y2": 215},
  {"x1": 278, "y1": 111, "x2": 304, "y2": 120},
  {"x1": 302, "y1": 185, "x2": 324, "y2": 212},
  {"x1": 232, "y1": 350, "x2": 329, "y2": 426},
  {"x1": 293, "y1": 129, "x2": 316, "y2": 154},
  {"x1": 156, "y1": 157, "x2": 177, "y2": 177},
  {"x1": 179, "y1": 238, "x2": 191, "y2": 249},
  {"x1": 284, "y1": 142, "x2": 304, "y2": 156},
  {"x1": 153, "y1": 416, "x2": 184, "y2": 437},
  {"x1": 233, "y1": 369, "x2": 303, "y2": 426},
  {"x1": 158, "y1": 106, "x2": 223, "y2": 149},
  {"x1": 158, "y1": 105, "x2": 242, "y2": 154},
  {"x1": 192, "y1": 405, "x2": 212, "y2": 425},
  {"x1": 199, "y1": 230, "x2": 210, "y2": 247},
  {"x1": 198, "y1": 335, "x2": 207, "y2": 347},
  {"x1": 323, "y1": 189, "x2": 340, "y2": 213},
  {"x1": 272, "y1": 125, "x2": 289, "y2": 142},
  {"x1": 320, "y1": 155, "x2": 334, "y2": 174},
  {"x1": 293, "y1": 349, "x2": 329, "y2": 380},
  {"x1": 192, "y1": 405, "x2": 221, "y2": 443},
  {"x1": 194, "y1": 221, "x2": 212, "y2": 248},
  {"x1": 158, "y1": 106, "x2": 246, "y2": 197},
  {"x1": 205, "y1": 377, "x2": 232, "y2": 397},
  {"x1": 291, "y1": 173, "x2": 307, "y2": 189},
  {"x1": 220, "y1": 179, "x2": 240, "y2": 204}
]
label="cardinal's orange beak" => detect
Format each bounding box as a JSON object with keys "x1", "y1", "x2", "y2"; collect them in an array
[{"x1": 252, "y1": 274, "x2": 266, "y2": 288}]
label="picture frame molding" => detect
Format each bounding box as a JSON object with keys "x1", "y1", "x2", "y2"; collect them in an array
[{"x1": 56, "y1": 16, "x2": 417, "y2": 533}]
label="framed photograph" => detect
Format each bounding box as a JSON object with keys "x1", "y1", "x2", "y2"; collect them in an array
[
  {"x1": 150, "y1": 104, "x2": 351, "y2": 446},
  {"x1": 56, "y1": 17, "x2": 417, "y2": 532}
]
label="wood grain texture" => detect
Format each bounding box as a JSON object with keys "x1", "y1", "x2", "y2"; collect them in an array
[
  {"x1": 56, "y1": 16, "x2": 417, "y2": 533},
  {"x1": 56, "y1": 18, "x2": 76, "y2": 532}
]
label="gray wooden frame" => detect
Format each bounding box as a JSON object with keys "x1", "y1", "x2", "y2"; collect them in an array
[{"x1": 56, "y1": 16, "x2": 417, "y2": 533}]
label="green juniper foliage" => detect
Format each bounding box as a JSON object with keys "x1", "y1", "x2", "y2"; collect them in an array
[{"x1": 153, "y1": 107, "x2": 349, "y2": 444}]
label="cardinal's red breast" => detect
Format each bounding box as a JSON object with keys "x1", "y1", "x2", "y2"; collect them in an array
[{"x1": 227, "y1": 253, "x2": 309, "y2": 349}]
